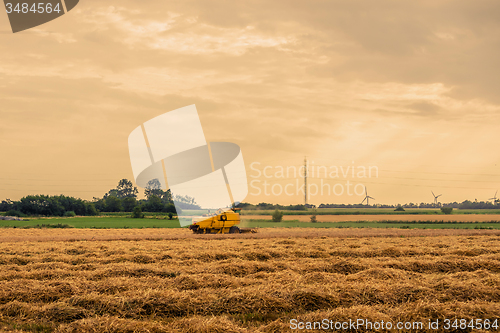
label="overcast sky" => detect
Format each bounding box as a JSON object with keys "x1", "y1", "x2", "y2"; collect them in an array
[{"x1": 1, "y1": 0, "x2": 500, "y2": 205}]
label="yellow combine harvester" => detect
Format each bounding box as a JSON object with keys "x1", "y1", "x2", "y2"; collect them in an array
[{"x1": 188, "y1": 208, "x2": 257, "y2": 234}]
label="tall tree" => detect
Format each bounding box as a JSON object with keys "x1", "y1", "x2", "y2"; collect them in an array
[
  {"x1": 116, "y1": 179, "x2": 138, "y2": 198},
  {"x1": 144, "y1": 179, "x2": 163, "y2": 200},
  {"x1": 144, "y1": 179, "x2": 173, "y2": 205}
]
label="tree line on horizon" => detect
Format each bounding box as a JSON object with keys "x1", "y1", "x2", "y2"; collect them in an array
[
  {"x1": 0, "y1": 179, "x2": 201, "y2": 217},
  {"x1": 1, "y1": 180, "x2": 499, "y2": 217},
  {"x1": 317, "y1": 200, "x2": 500, "y2": 209},
  {"x1": 239, "y1": 200, "x2": 500, "y2": 210}
]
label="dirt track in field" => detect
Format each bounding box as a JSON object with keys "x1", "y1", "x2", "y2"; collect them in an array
[
  {"x1": 271, "y1": 214, "x2": 500, "y2": 222},
  {"x1": 1, "y1": 228, "x2": 500, "y2": 242}
]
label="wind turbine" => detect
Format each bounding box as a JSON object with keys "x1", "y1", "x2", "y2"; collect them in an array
[
  {"x1": 431, "y1": 191, "x2": 442, "y2": 207},
  {"x1": 361, "y1": 187, "x2": 375, "y2": 206},
  {"x1": 489, "y1": 190, "x2": 498, "y2": 203}
]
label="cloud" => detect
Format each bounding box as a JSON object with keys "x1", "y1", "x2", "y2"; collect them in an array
[
  {"x1": 407, "y1": 101, "x2": 442, "y2": 116},
  {"x1": 1, "y1": 0, "x2": 500, "y2": 203}
]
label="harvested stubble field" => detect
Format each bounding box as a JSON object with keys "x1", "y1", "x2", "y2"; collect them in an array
[{"x1": 1, "y1": 229, "x2": 500, "y2": 332}]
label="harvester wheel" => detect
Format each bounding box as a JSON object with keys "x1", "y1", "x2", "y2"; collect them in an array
[{"x1": 229, "y1": 226, "x2": 240, "y2": 234}]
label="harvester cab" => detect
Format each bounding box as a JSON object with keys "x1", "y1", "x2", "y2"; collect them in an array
[{"x1": 188, "y1": 208, "x2": 256, "y2": 234}]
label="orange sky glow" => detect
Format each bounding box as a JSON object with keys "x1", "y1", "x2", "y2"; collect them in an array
[{"x1": 1, "y1": 0, "x2": 500, "y2": 206}]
